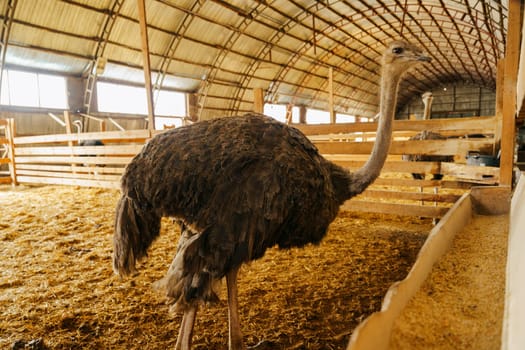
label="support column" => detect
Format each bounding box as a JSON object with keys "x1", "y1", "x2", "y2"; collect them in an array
[
  {"x1": 299, "y1": 105, "x2": 307, "y2": 124},
  {"x1": 494, "y1": 58, "x2": 505, "y2": 154},
  {"x1": 186, "y1": 93, "x2": 198, "y2": 122},
  {"x1": 499, "y1": 0, "x2": 522, "y2": 186},
  {"x1": 253, "y1": 88, "x2": 264, "y2": 114},
  {"x1": 285, "y1": 103, "x2": 293, "y2": 124},
  {"x1": 137, "y1": 0, "x2": 155, "y2": 130},
  {"x1": 6, "y1": 118, "x2": 17, "y2": 186},
  {"x1": 328, "y1": 67, "x2": 335, "y2": 124}
]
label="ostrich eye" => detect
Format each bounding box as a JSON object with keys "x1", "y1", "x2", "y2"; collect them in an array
[{"x1": 392, "y1": 47, "x2": 404, "y2": 54}]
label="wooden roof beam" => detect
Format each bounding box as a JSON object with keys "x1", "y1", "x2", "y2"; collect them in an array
[
  {"x1": 0, "y1": 0, "x2": 17, "y2": 99},
  {"x1": 137, "y1": 0, "x2": 155, "y2": 130}
]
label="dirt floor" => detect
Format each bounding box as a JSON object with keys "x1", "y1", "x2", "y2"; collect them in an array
[
  {"x1": 389, "y1": 214, "x2": 509, "y2": 350},
  {"x1": 0, "y1": 184, "x2": 433, "y2": 350}
]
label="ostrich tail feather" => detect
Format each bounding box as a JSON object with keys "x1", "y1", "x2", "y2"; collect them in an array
[
  {"x1": 113, "y1": 194, "x2": 161, "y2": 276},
  {"x1": 153, "y1": 229, "x2": 221, "y2": 312}
]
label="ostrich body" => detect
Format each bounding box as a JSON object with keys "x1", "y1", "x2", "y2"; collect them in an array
[
  {"x1": 113, "y1": 41, "x2": 430, "y2": 350},
  {"x1": 402, "y1": 130, "x2": 454, "y2": 180}
]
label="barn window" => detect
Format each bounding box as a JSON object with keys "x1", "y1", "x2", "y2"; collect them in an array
[
  {"x1": 96, "y1": 82, "x2": 186, "y2": 122},
  {"x1": 336, "y1": 113, "x2": 356, "y2": 123},
  {"x1": 264, "y1": 103, "x2": 299, "y2": 123},
  {"x1": 0, "y1": 70, "x2": 68, "y2": 109},
  {"x1": 155, "y1": 90, "x2": 186, "y2": 117},
  {"x1": 306, "y1": 109, "x2": 330, "y2": 124},
  {"x1": 97, "y1": 82, "x2": 148, "y2": 115}
]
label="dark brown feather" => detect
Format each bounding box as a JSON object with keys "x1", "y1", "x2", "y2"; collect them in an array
[{"x1": 113, "y1": 113, "x2": 353, "y2": 307}]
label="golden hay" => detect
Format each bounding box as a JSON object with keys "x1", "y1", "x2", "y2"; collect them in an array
[
  {"x1": 0, "y1": 185, "x2": 432, "y2": 349},
  {"x1": 390, "y1": 214, "x2": 508, "y2": 350}
]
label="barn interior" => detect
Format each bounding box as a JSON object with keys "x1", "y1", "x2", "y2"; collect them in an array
[{"x1": 1, "y1": 1, "x2": 525, "y2": 349}]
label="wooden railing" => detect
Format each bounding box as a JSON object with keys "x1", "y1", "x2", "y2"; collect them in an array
[
  {"x1": 13, "y1": 129, "x2": 154, "y2": 189},
  {"x1": 0, "y1": 119, "x2": 16, "y2": 186},
  {"x1": 297, "y1": 116, "x2": 499, "y2": 218},
  {"x1": 4, "y1": 114, "x2": 500, "y2": 218}
]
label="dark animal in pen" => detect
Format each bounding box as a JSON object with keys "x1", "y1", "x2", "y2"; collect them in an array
[
  {"x1": 402, "y1": 130, "x2": 454, "y2": 180},
  {"x1": 78, "y1": 140, "x2": 105, "y2": 171},
  {"x1": 113, "y1": 41, "x2": 430, "y2": 350}
]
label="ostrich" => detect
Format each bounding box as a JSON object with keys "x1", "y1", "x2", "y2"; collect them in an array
[
  {"x1": 402, "y1": 92, "x2": 453, "y2": 180},
  {"x1": 113, "y1": 41, "x2": 430, "y2": 350},
  {"x1": 401, "y1": 130, "x2": 454, "y2": 180}
]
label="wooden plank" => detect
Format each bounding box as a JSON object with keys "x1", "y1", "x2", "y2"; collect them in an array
[
  {"x1": 0, "y1": 158, "x2": 10, "y2": 164},
  {"x1": 347, "y1": 193, "x2": 473, "y2": 350},
  {"x1": 16, "y1": 164, "x2": 126, "y2": 175},
  {"x1": 358, "y1": 189, "x2": 460, "y2": 203},
  {"x1": 137, "y1": 0, "x2": 155, "y2": 130},
  {"x1": 6, "y1": 118, "x2": 17, "y2": 185},
  {"x1": 470, "y1": 186, "x2": 511, "y2": 215},
  {"x1": 500, "y1": 0, "x2": 522, "y2": 186},
  {"x1": 441, "y1": 162, "x2": 499, "y2": 183},
  {"x1": 15, "y1": 155, "x2": 133, "y2": 165},
  {"x1": 253, "y1": 88, "x2": 264, "y2": 113},
  {"x1": 371, "y1": 178, "x2": 442, "y2": 188},
  {"x1": 315, "y1": 138, "x2": 494, "y2": 156},
  {"x1": 296, "y1": 116, "x2": 497, "y2": 136},
  {"x1": 14, "y1": 144, "x2": 143, "y2": 156},
  {"x1": 16, "y1": 175, "x2": 120, "y2": 189},
  {"x1": 0, "y1": 177, "x2": 12, "y2": 184},
  {"x1": 13, "y1": 129, "x2": 152, "y2": 145},
  {"x1": 341, "y1": 200, "x2": 450, "y2": 218},
  {"x1": 494, "y1": 58, "x2": 505, "y2": 153},
  {"x1": 0, "y1": 137, "x2": 8, "y2": 144},
  {"x1": 16, "y1": 169, "x2": 121, "y2": 182},
  {"x1": 330, "y1": 159, "x2": 442, "y2": 175},
  {"x1": 324, "y1": 154, "x2": 401, "y2": 163},
  {"x1": 328, "y1": 67, "x2": 335, "y2": 123},
  {"x1": 64, "y1": 111, "x2": 74, "y2": 147}
]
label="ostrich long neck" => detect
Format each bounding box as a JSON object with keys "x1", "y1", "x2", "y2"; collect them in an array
[{"x1": 351, "y1": 67, "x2": 402, "y2": 194}]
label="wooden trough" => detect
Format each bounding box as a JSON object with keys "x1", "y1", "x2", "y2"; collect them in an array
[{"x1": 346, "y1": 184, "x2": 512, "y2": 350}]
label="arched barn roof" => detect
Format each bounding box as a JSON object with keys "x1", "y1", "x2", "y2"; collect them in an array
[{"x1": 1, "y1": 0, "x2": 508, "y2": 120}]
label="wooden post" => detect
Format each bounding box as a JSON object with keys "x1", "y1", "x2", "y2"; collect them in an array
[
  {"x1": 6, "y1": 118, "x2": 17, "y2": 186},
  {"x1": 299, "y1": 105, "x2": 307, "y2": 124},
  {"x1": 285, "y1": 103, "x2": 293, "y2": 124},
  {"x1": 328, "y1": 67, "x2": 336, "y2": 124},
  {"x1": 186, "y1": 93, "x2": 198, "y2": 122},
  {"x1": 422, "y1": 92, "x2": 433, "y2": 120},
  {"x1": 137, "y1": 0, "x2": 155, "y2": 130},
  {"x1": 64, "y1": 111, "x2": 74, "y2": 147},
  {"x1": 64, "y1": 111, "x2": 77, "y2": 172},
  {"x1": 253, "y1": 88, "x2": 264, "y2": 114},
  {"x1": 500, "y1": 0, "x2": 522, "y2": 186},
  {"x1": 494, "y1": 58, "x2": 505, "y2": 154}
]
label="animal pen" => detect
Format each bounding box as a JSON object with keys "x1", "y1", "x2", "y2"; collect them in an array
[
  {"x1": 1, "y1": 112, "x2": 501, "y2": 213},
  {"x1": 0, "y1": 110, "x2": 518, "y2": 349}
]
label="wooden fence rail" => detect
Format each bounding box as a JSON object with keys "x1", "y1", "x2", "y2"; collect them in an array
[
  {"x1": 0, "y1": 119, "x2": 16, "y2": 185},
  {"x1": 2, "y1": 114, "x2": 501, "y2": 218}
]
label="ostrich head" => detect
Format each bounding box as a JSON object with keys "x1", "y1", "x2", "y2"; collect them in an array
[{"x1": 381, "y1": 40, "x2": 431, "y2": 80}]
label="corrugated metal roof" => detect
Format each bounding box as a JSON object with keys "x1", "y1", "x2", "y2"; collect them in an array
[{"x1": 0, "y1": 0, "x2": 509, "y2": 119}]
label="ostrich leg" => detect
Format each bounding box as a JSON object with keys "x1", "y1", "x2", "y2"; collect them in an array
[
  {"x1": 226, "y1": 266, "x2": 245, "y2": 350},
  {"x1": 175, "y1": 305, "x2": 198, "y2": 350}
]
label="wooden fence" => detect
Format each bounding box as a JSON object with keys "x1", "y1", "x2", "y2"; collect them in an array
[
  {"x1": 0, "y1": 119, "x2": 16, "y2": 185},
  {"x1": 1, "y1": 114, "x2": 500, "y2": 218}
]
